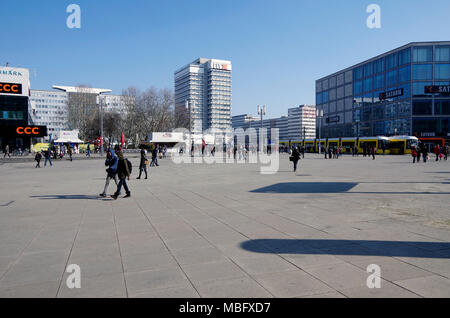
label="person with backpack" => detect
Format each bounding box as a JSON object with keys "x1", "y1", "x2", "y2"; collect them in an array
[
  {"x1": 35, "y1": 151, "x2": 42, "y2": 168},
  {"x1": 111, "y1": 150, "x2": 131, "y2": 200},
  {"x1": 290, "y1": 146, "x2": 301, "y2": 173},
  {"x1": 137, "y1": 149, "x2": 148, "y2": 179},
  {"x1": 99, "y1": 148, "x2": 119, "y2": 197}
]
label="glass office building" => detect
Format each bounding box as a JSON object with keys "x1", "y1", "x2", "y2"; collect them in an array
[{"x1": 315, "y1": 41, "x2": 450, "y2": 140}]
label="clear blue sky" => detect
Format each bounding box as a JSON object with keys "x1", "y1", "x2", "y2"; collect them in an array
[{"x1": 1, "y1": 0, "x2": 450, "y2": 118}]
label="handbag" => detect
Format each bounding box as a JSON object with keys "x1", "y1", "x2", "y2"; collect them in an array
[{"x1": 289, "y1": 156, "x2": 294, "y2": 162}]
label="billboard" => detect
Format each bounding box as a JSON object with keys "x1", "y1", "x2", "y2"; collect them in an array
[{"x1": 0, "y1": 67, "x2": 30, "y2": 97}]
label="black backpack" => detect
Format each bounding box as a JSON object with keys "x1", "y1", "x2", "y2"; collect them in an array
[{"x1": 125, "y1": 158, "x2": 132, "y2": 174}]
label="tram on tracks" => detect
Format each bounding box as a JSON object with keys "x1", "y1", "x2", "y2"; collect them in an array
[{"x1": 280, "y1": 136, "x2": 418, "y2": 155}]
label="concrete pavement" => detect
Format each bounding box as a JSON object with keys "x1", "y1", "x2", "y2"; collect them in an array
[{"x1": 0, "y1": 153, "x2": 449, "y2": 297}]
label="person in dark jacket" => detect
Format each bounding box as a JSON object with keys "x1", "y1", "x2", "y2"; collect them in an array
[
  {"x1": 150, "y1": 146, "x2": 159, "y2": 167},
  {"x1": 291, "y1": 146, "x2": 301, "y2": 173},
  {"x1": 137, "y1": 149, "x2": 148, "y2": 179},
  {"x1": 44, "y1": 149, "x2": 53, "y2": 167},
  {"x1": 35, "y1": 151, "x2": 42, "y2": 168},
  {"x1": 422, "y1": 145, "x2": 429, "y2": 163},
  {"x1": 111, "y1": 151, "x2": 131, "y2": 200},
  {"x1": 100, "y1": 148, "x2": 119, "y2": 197}
]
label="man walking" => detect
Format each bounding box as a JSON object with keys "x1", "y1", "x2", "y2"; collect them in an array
[
  {"x1": 100, "y1": 148, "x2": 119, "y2": 197},
  {"x1": 35, "y1": 151, "x2": 42, "y2": 168},
  {"x1": 111, "y1": 150, "x2": 131, "y2": 200},
  {"x1": 44, "y1": 149, "x2": 53, "y2": 167},
  {"x1": 150, "y1": 146, "x2": 159, "y2": 167}
]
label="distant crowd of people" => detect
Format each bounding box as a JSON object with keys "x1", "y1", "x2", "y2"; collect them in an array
[{"x1": 411, "y1": 143, "x2": 449, "y2": 163}]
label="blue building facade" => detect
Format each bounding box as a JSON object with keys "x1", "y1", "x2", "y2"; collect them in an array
[{"x1": 316, "y1": 42, "x2": 450, "y2": 140}]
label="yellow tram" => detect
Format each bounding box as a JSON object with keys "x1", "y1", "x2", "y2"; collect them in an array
[{"x1": 280, "y1": 136, "x2": 417, "y2": 155}]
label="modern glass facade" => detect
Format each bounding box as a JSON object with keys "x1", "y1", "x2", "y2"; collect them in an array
[{"x1": 315, "y1": 42, "x2": 450, "y2": 140}]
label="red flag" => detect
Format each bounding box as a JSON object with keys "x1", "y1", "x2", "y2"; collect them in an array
[{"x1": 121, "y1": 132, "x2": 125, "y2": 146}]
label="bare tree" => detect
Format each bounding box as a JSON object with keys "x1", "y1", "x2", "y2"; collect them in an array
[{"x1": 121, "y1": 87, "x2": 175, "y2": 147}]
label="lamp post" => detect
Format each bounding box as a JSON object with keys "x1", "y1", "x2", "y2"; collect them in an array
[
  {"x1": 99, "y1": 94, "x2": 105, "y2": 156},
  {"x1": 317, "y1": 109, "x2": 323, "y2": 154},
  {"x1": 257, "y1": 105, "x2": 266, "y2": 151}
]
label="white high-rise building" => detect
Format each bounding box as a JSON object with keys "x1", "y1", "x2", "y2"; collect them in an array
[
  {"x1": 175, "y1": 58, "x2": 232, "y2": 133},
  {"x1": 288, "y1": 105, "x2": 316, "y2": 140}
]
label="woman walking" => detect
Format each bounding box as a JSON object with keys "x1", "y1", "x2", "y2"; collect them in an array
[{"x1": 137, "y1": 149, "x2": 148, "y2": 179}]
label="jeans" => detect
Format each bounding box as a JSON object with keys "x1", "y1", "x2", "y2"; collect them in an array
[
  {"x1": 102, "y1": 174, "x2": 119, "y2": 195},
  {"x1": 138, "y1": 166, "x2": 147, "y2": 178},
  {"x1": 115, "y1": 178, "x2": 130, "y2": 196},
  {"x1": 44, "y1": 157, "x2": 52, "y2": 166}
]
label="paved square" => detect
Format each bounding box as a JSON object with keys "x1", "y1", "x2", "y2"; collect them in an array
[{"x1": 0, "y1": 153, "x2": 449, "y2": 298}]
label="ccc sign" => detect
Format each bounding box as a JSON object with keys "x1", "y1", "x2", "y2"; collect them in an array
[
  {"x1": 16, "y1": 127, "x2": 41, "y2": 135},
  {"x1": 0, "y1": 82, "x2": 22, "y2": 95}
]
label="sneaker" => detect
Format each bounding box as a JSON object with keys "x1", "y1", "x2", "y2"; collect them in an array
[
  {"x1": 111, "y1": 194, "x2": 118, "y2": 200},
  {"x1": 99, "y1": 193, "x2": 106, "y2": 197},
  {"x1": 124, "y1": 193, "x2": 131, "y2": 198}
]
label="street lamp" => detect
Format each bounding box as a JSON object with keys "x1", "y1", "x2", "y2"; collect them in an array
[
  {"x1": 99, "y1": 94, "x2": 105, "y2": 156},
  {"x1": 257, "y1": 105, "x2": 266, "y2": 152},
  {"x1": 316, "y1": 109, "x2": 323, "y2": 154}
]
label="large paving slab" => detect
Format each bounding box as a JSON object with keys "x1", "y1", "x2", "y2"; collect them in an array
[{"x1": 0, "y1": 153, "x2": 449, "y2": 297}]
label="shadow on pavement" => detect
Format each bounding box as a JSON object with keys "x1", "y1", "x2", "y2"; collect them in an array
[
  {"x1": 30, "y1": 195, "x2": 108, "y2": 200},
  {"x1": 240, "y1": 239, "x2": 450, "y2": 259},
  {"x1": 250, "y1": 182, "x2": 358, "y2": 193},
  {"x1": 250, "y1": 182, "x2": 450, "y2": 194}
]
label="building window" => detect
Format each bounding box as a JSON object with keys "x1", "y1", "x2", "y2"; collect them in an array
[
  {"x1": 412, "y1": 64, "x2": 433, "y2": 80},
  {"x1": 354, "y1": 67, "x2": 364, "y2": 81},
  {"x1": 364, "y1": 63, "x2": 373, "y2": 77},
  {"x1": 398, "y1": 48, "x2": 411, "y2": 65},
  {"x1": 386, "y1": 70, "x2": 397, "y2": 87},
  {"x1": 398, "y1": 65, "x2": 411, "y2": 82},
  {"x1": 374, "y1": 74, "x2": 384, "y2": 89},
  {"x1": 435, "y1": 100, "x2": 450, "y2": 115},
  {"x1": 435, "y1": 46, "x2": 450, "y2": 62},
  {"x1": 413, "y1": 46, "x2": 433, "y2": 62},
  {"x1": 0, "y1": 111, "x2": 24, "y2": 120},
  {"x1": 412, "y1": 100, "x2": 432, "y2": 115},
  {"x1": 364, "y1": 77, "x2": 373, "y2": 92},
  {"x1": 354, "y1": 81, "x2": 363, "y2": 95},
  {"x1": 373, "y1": 58, "x2": 384, "y2": 74},
  {"x1": 413, "y1": 81, "x2": 433, "y2": 97},
  {"x1": 435, "y1": 64, "x2": 450, "y2": 80},
  {"x1": 386, "y1": 53, "x2": 398, "y2": 70}
]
